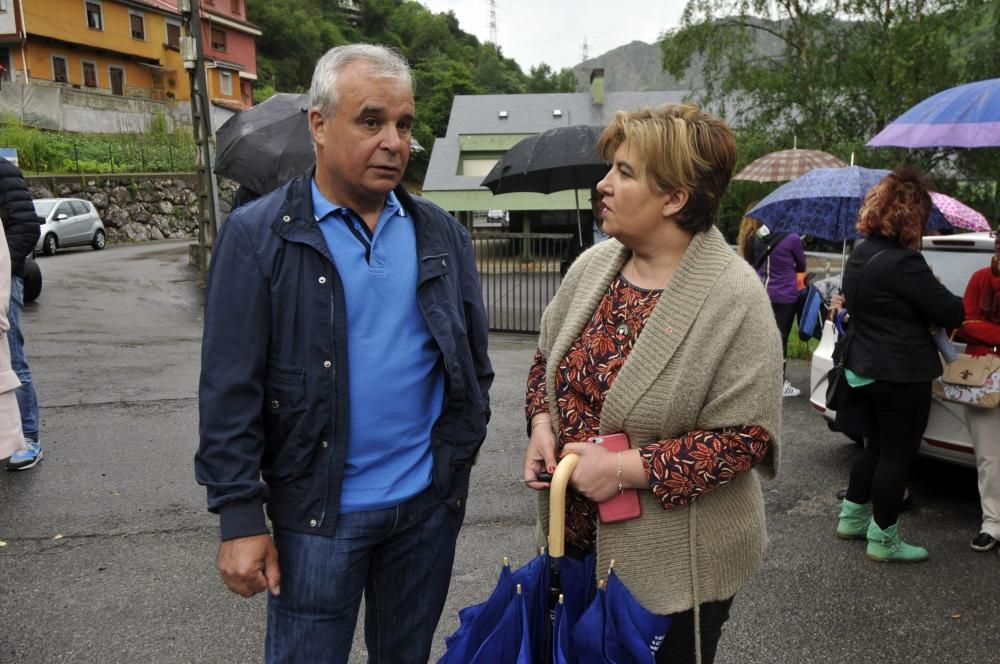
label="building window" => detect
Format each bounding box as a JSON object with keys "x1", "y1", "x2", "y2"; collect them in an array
[
  {"x1": 82, "y1": 61, "x2": 97, "y2": 87},
  {"x1": 460, "y1": 159, "x2": 499, "y2": 177},
  {"x1": 210, "y1": 27, "x2": 226, "y2": 51},
  {"x1": 129, "y1": 11, "x2": 145, "y2": 40},
  {"x1": 0, "y1": 0, "x2": 8, "y2": 11},
  {"x1": 231, "y1": 0, "x2": 240, "y2": 13},
  {"x1": 52, "y1": 56, "x2": 69, "y2": 83},
  {"x1": 85, "y1": 1, "x2": 102, "y2": 29},
  {"x1": 220, "y1": 71, "x2": 233, "y2": 96},
  {"x1": 166, "y1": 20, "x2": 181, "y2": 49},
  {"x1": 109, "y1": 66, "x2": 125, "y2": 96}
]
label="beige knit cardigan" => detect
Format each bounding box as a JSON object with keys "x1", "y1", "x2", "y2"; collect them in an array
[{"x1": 535, "y1": 225, "x2": 783, "y2": 616}]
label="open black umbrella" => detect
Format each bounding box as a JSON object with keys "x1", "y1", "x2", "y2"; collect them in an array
[
  {"x1": 215, "y1": 93, "x2": 424, "y2": 196},
  {"x1": 214, "y1": 93, "x2": 312, "y2": 196},
  {"x1": 480, "y1": 125, "x2": 608, "y2": 243}
]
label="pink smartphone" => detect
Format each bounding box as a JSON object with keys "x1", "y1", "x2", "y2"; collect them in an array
[{"x1": 589, "y1": 433, "x2": 642, "y2": 524}]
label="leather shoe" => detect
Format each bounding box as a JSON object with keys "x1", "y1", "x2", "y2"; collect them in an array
[{"x1": 970, "y1": 532, "x2": 998, "y2": 552}]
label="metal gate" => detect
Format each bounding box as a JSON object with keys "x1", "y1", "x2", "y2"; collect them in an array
[{"x1": 472, "y1": 231, "x2": 572, "y2": 333}]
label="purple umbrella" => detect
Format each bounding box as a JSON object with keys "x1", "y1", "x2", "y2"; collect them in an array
[
  {"x1": 747, "y1": 166, "x2": 950, "y2": 242},
  {"x1": 867, "y1": 78, "x2": 1000, "y2": 148}
]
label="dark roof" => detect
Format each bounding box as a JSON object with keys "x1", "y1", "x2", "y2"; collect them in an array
[
  {"x1": 424, "y1": 90, "x2": 691, "y2": 192},
  {"x1": 442, "y1": 91, "x2": 690, "y2": 137}
]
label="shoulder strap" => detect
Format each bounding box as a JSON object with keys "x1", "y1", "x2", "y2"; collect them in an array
[{"x1": 752, "y1": 232, "x2": 788, "y2": 269}]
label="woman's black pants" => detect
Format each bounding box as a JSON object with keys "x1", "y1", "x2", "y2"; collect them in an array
[
  {"x1": 655, "y1": 596, "x2": 735, "y2": 664},
  {"x1": 845, "y1": 380, "x2": 932, "y2": 528}
]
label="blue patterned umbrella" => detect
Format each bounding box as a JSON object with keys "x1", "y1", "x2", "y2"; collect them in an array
[
  {"x1": 747, "y1": 166, "x2": 949, "y2": 242},
  {"x1": 867, "y1": 78, "x2": 1000, "y2": 148}
]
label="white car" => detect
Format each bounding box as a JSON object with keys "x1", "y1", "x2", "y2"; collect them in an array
[
  {"x1": 810, "y1": 232, "x2": 996, "y2": 468},
  {"x1": 33, "y1": 198, "x2": 107, "y2": 256}
]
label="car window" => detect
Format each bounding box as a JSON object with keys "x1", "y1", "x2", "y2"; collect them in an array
[
  {"x1": 54, "y1": 202, "x2": 74, "y2": 219},
  {"x1": 69, "y1": 200, "x2": 89, "y2": 216},
  {"x1": 33, "y1": 201, "x2": 56, "y2": 218},
  {"x1": 922, "y1": 250, "x2": 991, "y2": 297}
]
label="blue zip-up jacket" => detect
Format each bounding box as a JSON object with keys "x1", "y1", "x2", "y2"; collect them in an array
[{"x1": 195, "y1": 173, "x2": 493, "y2": 541}]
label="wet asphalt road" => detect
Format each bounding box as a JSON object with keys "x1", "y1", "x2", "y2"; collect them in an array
[{"x1": 0, "y1": 239, "x2": 997, "y2": 663}]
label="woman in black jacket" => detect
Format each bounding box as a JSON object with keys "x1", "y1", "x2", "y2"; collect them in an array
[{"x1": 835, "y1": 168, "x2": 964, "y2": 563}]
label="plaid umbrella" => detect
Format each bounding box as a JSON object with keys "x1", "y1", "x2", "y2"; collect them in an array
[
  {"x1": 867, "y1": 78, "x2": 1000, "y2": 148},
  {"x1": 929, "y1": 192, "x2": 991, "y2": 232},
  {"x1": 733, "y1": 148, "x2": 847, "y2": 183}
]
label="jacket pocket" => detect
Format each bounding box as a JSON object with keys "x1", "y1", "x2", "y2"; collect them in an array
[
  {"x1": 0, "y1": 368, "x2": 21, "y2": 394},
  {"x1": 261, "y1": 364, "x2": 308, "y2": 481}
]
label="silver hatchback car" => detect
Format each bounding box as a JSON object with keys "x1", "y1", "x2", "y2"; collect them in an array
[{"x1": 33, "y1": 198, "x2": 107, "y2": 256}]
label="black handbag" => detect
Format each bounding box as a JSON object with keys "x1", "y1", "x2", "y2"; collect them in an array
[
  {"x1": 825, "y1": 363, "x2": 852, "y2": 411},
  {"x1": 824, "y1": 249, "x2": 888, "y2": 410}
]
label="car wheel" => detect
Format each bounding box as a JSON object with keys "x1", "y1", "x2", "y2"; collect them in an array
[
  {"x1": 42, "y1": 233, "x2": 58, "y2": 256},
  {"x1": 22, "y1": 257, "x2": 42, "y2": 303},
  {"x1": 92, "y1": 228, "x2": 106, "y2": 250}
]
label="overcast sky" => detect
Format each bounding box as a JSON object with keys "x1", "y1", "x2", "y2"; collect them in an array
[{"x1": 418, "y1": 1, "x2": 685, "y2": 72}]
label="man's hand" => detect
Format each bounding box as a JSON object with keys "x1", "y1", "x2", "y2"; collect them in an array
[{"x1": 217, "y1": 534, "x2": 281, "y2": 598}]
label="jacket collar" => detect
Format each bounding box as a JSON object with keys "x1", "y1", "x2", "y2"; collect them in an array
[{"x1": 269, "y1": 167, "x2": 450, "y2": 283}]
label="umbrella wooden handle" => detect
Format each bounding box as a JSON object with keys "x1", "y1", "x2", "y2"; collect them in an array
[{"x1": 547, "y1": 453, "x2": 579, "y2": 559}]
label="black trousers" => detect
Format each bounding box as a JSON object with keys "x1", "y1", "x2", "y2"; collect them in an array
[
  {"x1": 655, "y1": 596, "x2": 735, "y2": 664},
  {"x1": 846, "y1": 380, "x2": 931, "y2": 528},
  {"x1": 771, "y1": 301, "x2": 798, "y2": 375}
]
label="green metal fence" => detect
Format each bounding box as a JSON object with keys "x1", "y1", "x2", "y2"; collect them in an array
[{"x1": 472, "y1": 231, "x2": 572, "y2": 333}]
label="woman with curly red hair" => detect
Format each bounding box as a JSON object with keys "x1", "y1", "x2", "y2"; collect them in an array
[{"x1": 834, "y1": 168, "x2": 964, "y2": 562}]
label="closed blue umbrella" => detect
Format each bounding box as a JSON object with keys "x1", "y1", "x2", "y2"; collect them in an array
[
  {"x1": 441, "y1": 560, "x2": 515, "y2": 660},
  {"x1": 604, "y1": 569, "x2": 672, "y2": 662},
  {"x1": 440, "y1": 455, "x2": 584, "y2": 663},
  {"x1": 867, "y1": 78, "x2": 1000, "y2": 148},
  {"x1": 467, "y1": 585, "x2": 533, "y2": 663},
  {"x1": 571, "y1": 569, "x2": 672, "y2": 663},
  {"x1": 441, "y1": 454, "x2": 669, "y2": 663},
  {"x1": 747, "y1": 166, "x2": 949, "y2": 242}
]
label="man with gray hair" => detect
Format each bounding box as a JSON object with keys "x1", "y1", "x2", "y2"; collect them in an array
[{"x1": 196, "y1": 44, "x2": 493, "y2": 662}]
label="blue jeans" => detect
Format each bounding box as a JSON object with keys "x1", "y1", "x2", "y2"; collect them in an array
[
  {"x1": 7, "y1": 275, "x2": 39, "y2": 442},
  {"x1": 266, "y1": 484, "x2": 466, "y2": 663}
]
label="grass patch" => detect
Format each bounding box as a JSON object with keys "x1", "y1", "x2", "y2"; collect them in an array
[
  {"x1": 0, "y1": 112, "x2": 197, "y2": 175},
  {"x1": 787, "y1": 320, "x2": 820, "y2": 360}
]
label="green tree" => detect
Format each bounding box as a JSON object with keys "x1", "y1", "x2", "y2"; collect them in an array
[
  {"x1": 527, "y1": 64, "x2": 579, "y2": 93},
  {"x1": 661, "y1": 0, "x2": 999, "y2": 221}
]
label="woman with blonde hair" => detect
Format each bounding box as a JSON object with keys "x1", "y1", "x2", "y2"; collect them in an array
[
  {"x1": 835, "y1": 167, "x2": 964, "y2": 562},
  {"x1": 523, "y1": 104, "x2": 782, "y2": 664},
  {"x1": 736, "y1": 211, "x2": 761, "y2": 262}
]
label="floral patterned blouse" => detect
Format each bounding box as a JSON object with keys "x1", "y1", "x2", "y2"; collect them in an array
[{"x1": 526, "y1": 274, "x2": 771, "y2": 552}]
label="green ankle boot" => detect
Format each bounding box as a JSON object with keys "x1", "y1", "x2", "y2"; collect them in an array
[
  {"x1": 836, "y1": 499, "x2": 869, "y2": 540},
  {"x1": 866, "y1": 520, "x2": 929, "y2": 563}
]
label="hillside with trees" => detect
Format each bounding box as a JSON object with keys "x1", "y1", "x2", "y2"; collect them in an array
[{"x1": 247, "y1": 0, "x2": 577, "y2": 183}]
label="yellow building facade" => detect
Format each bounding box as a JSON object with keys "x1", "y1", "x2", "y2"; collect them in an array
[{"x1": 10, "y1": 0, "x2": 251, "y2": 107}]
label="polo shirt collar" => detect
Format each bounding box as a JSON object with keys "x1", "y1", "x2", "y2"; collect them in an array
[{"x1": 310, "y1": 178, "x2": 405, "y2": 223}]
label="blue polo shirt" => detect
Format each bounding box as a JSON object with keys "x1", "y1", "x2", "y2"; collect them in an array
[{"x1": 312, "y1": 180, "x2": 445, "y2": 512}]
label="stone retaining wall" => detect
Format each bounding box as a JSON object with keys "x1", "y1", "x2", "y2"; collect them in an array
[{"x1": 25, "y1": 174, "x2": 239, "y2": 245}]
